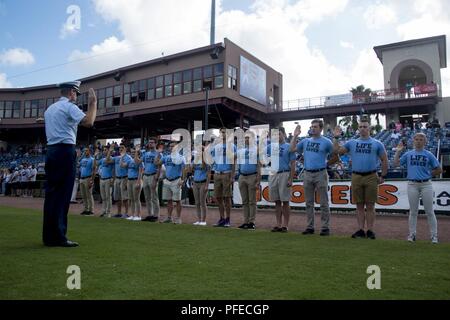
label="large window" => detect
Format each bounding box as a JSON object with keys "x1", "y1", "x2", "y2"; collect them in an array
[
  {"x1": 164, "y1": 74, "x2": 173, "y2": 97},
  {"x1": 97, "y1": 88, "x2": 106, "y2": 111},
  {"x1": 23, "y1": 100, "x2": 44, "y2": 118},
  {"x1": 228, "y1": 65, "x2": 237, "y2": 91},
  {"x1": 113, "y1": 85, "x2": 121, "y2": 106},
  {"x1": 173, "y1": 72, "x2": 182, "y2": 96},
  {"x1": 130, "y1": 82, "x2": 138, "y2": 104},
  {"x1": 1, "y1": 101, "x2": 20, "y2": 119},
  {"x1": 183, "y1": 70, "x2": 192, "y2": 94},
  {"x1": 214, "y1": 63, "x2": 224, "y2": 89},
  {"x1": 155, "y1": 76, "x2": 164, "y2": 99},
  {"x1": 193, "y1": 67, "x2": 203, "y2": 93},
  {"x1": 147, "y1": 78, "x2": 155, "y2": 100},
  {"x1": 123, "y1": 83, "x2": 131, "y2": 105}
]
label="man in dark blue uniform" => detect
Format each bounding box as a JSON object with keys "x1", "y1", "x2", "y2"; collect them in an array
[{"x1": 42, "y1": 81, "x2": 97, "y2": 247}]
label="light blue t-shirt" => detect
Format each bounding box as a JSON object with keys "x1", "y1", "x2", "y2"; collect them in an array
[
  {"x1": 162, "y1": 154, "x2": 185, "y2": 180},
  {"x1": 193, "y1": 164, "x2": 210, "y2": 182},
  {"x1": 142, "y1": 150, "x2": 159, "y2": 174},
  {"x1": 267, "y1": 142, "x2": 296, "y2": 172},
  {"x1": 211, "y1": 143, "x2": 236, "y2": 173},
  {"x1": 237, "y1": 147, "x2": 258, "y2": 174},
  {"x1": 296, "y1": 136, "x2": 333, "y2": 170},
  {"x1": 344, "y1": 137, "x2": 386, "y2": 173},
  {"x1": 400, "y1": 149, "x2": 440, "y2": 181},
  {"x1": 113, "y1": 156, "x2": 128, "y2": 178},
  {"x1": 122, "y1": 154, "x2": 144, "y2": 179},
  {"x1": 98, "y1": 157, "x2": 114, "y2": 179},
  {"x1": 80, "y1": 156, "x2": 94, "y2": 178},
  {"x1": 44, "y1": 97, "x2": 85, "y2": 145}
]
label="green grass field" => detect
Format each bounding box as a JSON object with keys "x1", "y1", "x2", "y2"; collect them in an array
[{"x1": 1, "y1": 205, "x2": 450, "y2": 300}]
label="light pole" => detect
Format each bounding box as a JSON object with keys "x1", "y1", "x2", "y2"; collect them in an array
[{"x1": 204, "y1": 86, "x2": 209, "y2": 131}]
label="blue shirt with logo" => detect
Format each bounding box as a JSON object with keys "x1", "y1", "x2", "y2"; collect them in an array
[
  {"x1": 44, "y1": 97, "x2": 86, "y2": 145},
  {"x1": 122, "y1": 154, "x2": 144, "y2": 179},
  {"x1": 267, "y1": 142, "x2": 296, "y2": 172},
  {"x1": 162, "y1": 154, "x2": 185, "y2": 180},
  {"x1": 400, "y1": 149, "x2": 440, "y2": 180},
  {"x1": 98, "y1": 157, "x2": 114, "y2": 179},
  {"x1": 113, "y1": 156, "x2": 128, "y2": 178},
  {"x1": 211, "y1": 143, "x2": 236, "y2": 173},
  {"x1": 344, "y1": 137, "x2": 386, "y2": 172},
  {"x1": 237, "y1": 146, "x2": 258, "y2": 174},
  {"x1": 142, "y1": 150, "x2": 159, "y2": 175},
  {"x1": 80, "y1": 156, "x2": 94, "y2": 178},
  {"x1": 193, "y1": 164, "x2": 210, "y2": 182},
  {"x1": 296, "y1": 136, "x2": 333, "y2": 170}
]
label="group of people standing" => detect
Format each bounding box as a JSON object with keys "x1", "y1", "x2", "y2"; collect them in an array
[{"x1": 41, "y1": 80, "x2": 443, "y2": 248}]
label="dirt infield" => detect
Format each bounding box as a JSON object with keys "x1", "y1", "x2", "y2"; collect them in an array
[{"x1": 1, "y1": 195, "x2": 449, "y2": 243}]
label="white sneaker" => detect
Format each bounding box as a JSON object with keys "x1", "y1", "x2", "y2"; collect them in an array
[
  {"x1": 407, "y1": 234, "x2": 416, "y2": 242},
  {"x1": 173, "y1": 218, "x2": 182, "y2": 225},
  {"x1": 199, "y1": 221, "x2": 207, "y2": 226},
  {"x1": 133, "y1": 216, "x2": 142, "y2": 221},
  {"x1": 126, "y1": 216, "x2": 134, "y2": 220},
  {"x1": 431, "y1": 236, "x2": 439, "y2": 244},
  {"x1": 193, "y1": 221, "x2": 200, "y2": 225}
]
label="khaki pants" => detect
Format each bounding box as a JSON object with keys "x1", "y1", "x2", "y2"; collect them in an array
[
  {"x1": 238, "y1": 174, "x2": 257, "y2": 224},
  {"x1": 142, "y1": 174, "x2": 160, "y2": 216},
  {"x1": 192, "y1": 182, "x2": 208, "y2": 220},
  {"x1": 303, "y1": 170, "x2": 330, "y2": 230},
  {"x1": 80, "y1": 178, "x2": 94, "y2": 212},
  {"x1": 127, "y1": 179, "x2": 142, "y2": 216},
  {"x1": 100, "y1": 178, "x2": 112, "y2": 215}
]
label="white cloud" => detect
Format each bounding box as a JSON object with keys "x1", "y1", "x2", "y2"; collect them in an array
[
  {"x1": 0, "y1": 48, "x2": 35, "y2": 66},
  {"x1": 363, "y1": 3, "x2": 397, "y2": 30},
  {"x1": 396, "y1": 0, "x2": 450, "y2": 96},
  {"x1": 0, "y1": 73, "x2": 12, "y2": 88},
  {"x1": 349, "y1": 49, "x2": 384, "y2": 91},
  {"x1": 69, "y1": 0, "x2": 359, "y2": 100},
  {"x1": 340, "y1": 41, "x2": 354, "y2": 49}
]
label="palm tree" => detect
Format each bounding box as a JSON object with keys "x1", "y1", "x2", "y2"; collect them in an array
[{"x1": 350, "y1": 85, "x2": 372, "y2": 97}]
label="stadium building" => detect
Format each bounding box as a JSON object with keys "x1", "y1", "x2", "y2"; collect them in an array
[
  {"x1": 0, "y1": 35, "x2": 449, "y2": 177},
  {"x1": 0, "y1": 38, "x2": 283, "y2": 144}
]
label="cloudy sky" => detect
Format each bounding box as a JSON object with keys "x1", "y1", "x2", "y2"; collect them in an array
[{"x1": 1, "y1": 0, "x2": 449, "y2": 112}]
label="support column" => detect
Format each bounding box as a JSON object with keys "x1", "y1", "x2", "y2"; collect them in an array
[
  {"x1": 385, "y1": 108, "x2": 399, "y2": 128},
  {"x1": 323, "y1": 114, "x2": 337, "y2": 133}
]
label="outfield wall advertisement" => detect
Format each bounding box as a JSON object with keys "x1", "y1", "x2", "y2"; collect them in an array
[{"x1": 231, "y1": 181, "x2": 450, "y2": 212}]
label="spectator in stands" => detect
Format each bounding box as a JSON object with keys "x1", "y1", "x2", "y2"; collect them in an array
[{"x1": 414, "y1": 121, "x2": 421, "y2": 131}]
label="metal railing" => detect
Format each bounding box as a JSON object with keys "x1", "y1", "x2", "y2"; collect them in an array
[{"x1": 277, "y1": 84, "x2": 438, "y2": 113}]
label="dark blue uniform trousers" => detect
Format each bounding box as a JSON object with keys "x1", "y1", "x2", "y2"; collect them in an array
[{"x1": 43, "y1": 144, "x2": 76, "y2": 245}]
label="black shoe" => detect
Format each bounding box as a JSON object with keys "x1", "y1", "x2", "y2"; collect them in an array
[
  {"x1": 99, "y1": 212, "x2": 107, "y2": 218},
  {"x1": 149, "y1": 216, "x2": 159, "y2": 222},
  {"x1": 351, "y1": 229, "x2": 366, "y2": 238},
  {"x1": 80, "y1": 211, "x2": 88, "y2": 215},
  {"x1": 366, "y1": 230, "x2": 376, "y2": 239},
  {"x1": 271, "y1": 226, "x2": 282, "y2": 232},
  {"x1": 280, "y1": 227, "x2": 288, "y2": 233},
  {"x1": 302, "y1": 228, "x2": 315, "y2": 235},
  {"x1": 247, "y1": 223, "x2": 256, "y2": 230},
  {"x1": 85, "y1": 211, "x2": 94, "y2": 216},
  {"x1": 320, "y1": 229, "x2": 330, "y2": 236},
  {"x1": 238, "y1": 223, "x2": 248, "y2": 229},
  {"x1": 112, "y1": 214, "x2": 122, "y2": 218},
  {"x1": 141, "y1": 216, "x2": 152, "y2": 221},
  {"x1": 45, "y1": 240, "x2": 79, "y2": 247}
]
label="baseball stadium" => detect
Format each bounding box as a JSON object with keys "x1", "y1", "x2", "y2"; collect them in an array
[{"x1": 1, "y1": 7, "x2": 450, "y2": 301}]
